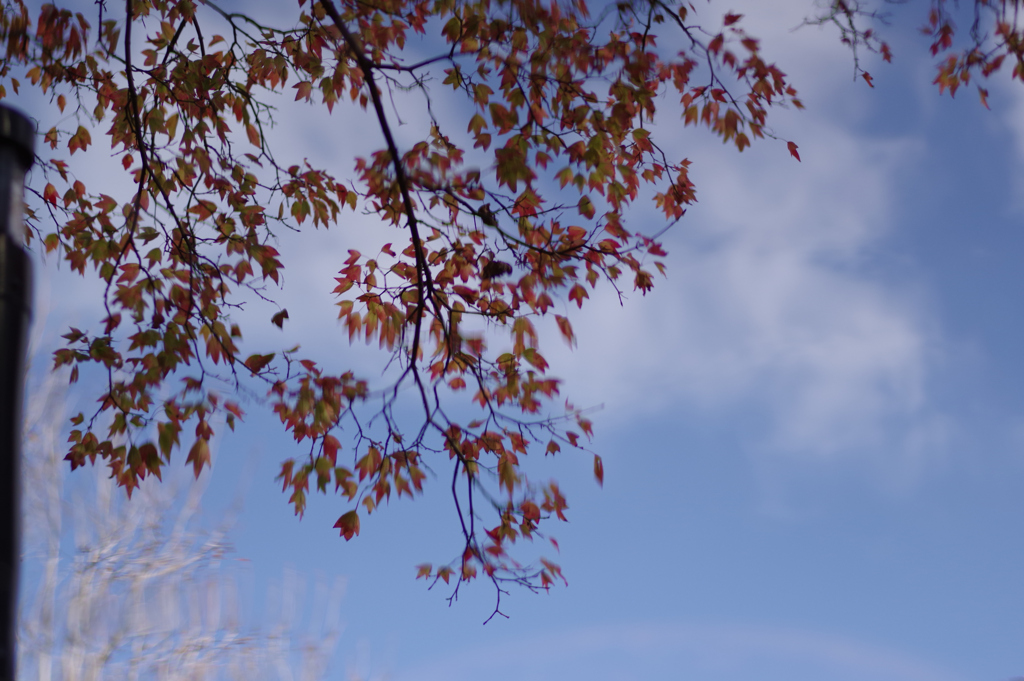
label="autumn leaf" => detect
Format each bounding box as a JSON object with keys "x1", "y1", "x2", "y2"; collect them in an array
[
  {"x1": 243, "y1": 353, "x2": 275, "y2": 374},
  {"x1": 578, "y1": 196, "x2": 596, "y2": 219},
  {"x1": 788, "y1": 141, "x2": 801, "y2": 162},
  {"x1": 294, "y1": 81, "x2": 313, "y2": 101},
  {"x1": 334, "y1": 510, "x2": 360, "y2": 540},
  {"x1": 437, "y1": 566, "x2": 453, "y2": 584},
  {"x1": 246, "y1": 123, "x2": 261, "y2": 146},
  {"x1": 568, "y1": 284, "x2": 589, "y2": 308},
  {"x1": 186, "y1": 438, "x2": 210, "y2": 478},
  {"x1": 555, "y1": 315, "x2": 575, "y2": 347},
  {"x1": 68, "y1": 126, "x2": 91, "y2": 154},
  {"x1": 271, "y1": 309, "x2": 289, "y2": 328},
  {"x1": 322, "y1": 434, "x2": 341, "y2": 464}
]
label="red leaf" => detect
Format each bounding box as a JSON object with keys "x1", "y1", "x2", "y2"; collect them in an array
[
  {"x1": 323, "y1": 434, "x2": 340, "y2": 465},
  {"x1": 568, "y1": 284, "x2": 589, "y2": 308},
  {"x1": 43, "y1": 183, "x2": 58, "y2": 206},
  {"x1": 271, "y1": 309, "x2": 289, "y2": 328},
  {"x1": 787, "y1": 141, "x2": 801, "y2": 162}
]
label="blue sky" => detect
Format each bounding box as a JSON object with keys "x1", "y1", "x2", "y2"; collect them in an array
[{"x1": 16, "y1": 0, "x2": 1024, "y2": 679}]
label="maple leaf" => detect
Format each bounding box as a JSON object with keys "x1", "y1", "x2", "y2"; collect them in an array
[
  {"x1": 185, "y1": 438, "x2": 210, "y2": 478},
  {"x1": 334, "y1": 511, "x2": 360, "y2": 540}
]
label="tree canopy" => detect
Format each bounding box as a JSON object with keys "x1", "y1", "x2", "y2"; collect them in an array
[{"x1": 3, "y1": 0, "x2": 1022, "y2": 618}]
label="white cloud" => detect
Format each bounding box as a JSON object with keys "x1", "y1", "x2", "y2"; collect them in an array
[
  {"x1": 549, "y1": 126, "x2": 942, "y2": 465},
  {"x1": 536, "y1": 10, "x2": 949, "y2": 474}
]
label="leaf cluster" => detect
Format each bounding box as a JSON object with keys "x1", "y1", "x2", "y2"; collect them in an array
[{"x1": 2, "y1": 0, "x2": 809, "y2": 618}]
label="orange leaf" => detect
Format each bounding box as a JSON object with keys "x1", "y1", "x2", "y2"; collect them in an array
[
  {"x1": 188, "y1": 200, "x2": 217, "y2": 220},
  {"x1": 186, "y1": 438, "x2": 211, "y2": 478},
  {"x1": 555, "y1": 315, "x2": 575, "y2": 346},
  {"x1": 243, "y1": 353, "x2": 275, "y2": 374},
  {"x1": 294, "y1": 81, "x2": 313, "y2": 101},
  {"x1": 334, "y1": 510, "x2": 360, "y2": 540}
]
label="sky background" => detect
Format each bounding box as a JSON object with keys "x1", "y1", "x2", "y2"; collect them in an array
[{"x1": 16, "y1": 0, "x2": 1024, "y2": 679}]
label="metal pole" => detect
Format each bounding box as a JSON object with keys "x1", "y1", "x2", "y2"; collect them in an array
[{"x1": 0, "y1": 104, "x2": 35, "y2": 681}]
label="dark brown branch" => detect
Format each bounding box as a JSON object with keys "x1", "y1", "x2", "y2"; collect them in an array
[{"x1": 320, "y1": 0, "x2": 442, "y2": 419}]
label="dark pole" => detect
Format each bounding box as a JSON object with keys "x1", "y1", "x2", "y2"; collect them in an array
[{"x1": 0, "y1": 104, "x2": 35, "y2": 681}]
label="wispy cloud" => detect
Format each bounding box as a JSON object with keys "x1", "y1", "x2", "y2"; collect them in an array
[
  {"x1": 399, "y1": 621, "x2": 966, "y2": 681},
  {"x1": 998, "y1": 75, "x2": 1024, "y2": 215},
  {"x1": 540, "y1": 4, "x2": 949, "y2": 477}
]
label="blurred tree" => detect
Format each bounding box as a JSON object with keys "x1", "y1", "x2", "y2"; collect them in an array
[{"x1": 18, "y1": 368, "x2": 349, "y2": 681}]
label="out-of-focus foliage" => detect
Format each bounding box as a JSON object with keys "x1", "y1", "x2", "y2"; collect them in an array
[
  {"x1": 19, "y1": 369, "x2": 346, "y2": 681},
  {"x1": 806, "y1": 0, "x2": 1024, "y2": 108}
]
